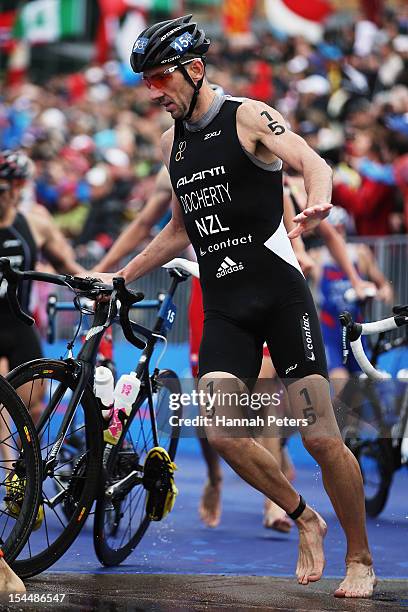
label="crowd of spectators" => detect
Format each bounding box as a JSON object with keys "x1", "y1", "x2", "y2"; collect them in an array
[{"x1": 1, "y1": 5, "x2": 408, "y2": 265}]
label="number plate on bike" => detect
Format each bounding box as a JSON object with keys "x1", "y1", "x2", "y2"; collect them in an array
[{"x1": 160, "y1": 299, "x2": 177, "y2": 330}]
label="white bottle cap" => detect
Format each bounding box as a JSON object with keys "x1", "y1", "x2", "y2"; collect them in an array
[{"x1": 94, "y1": 366, "x2": 114, "y2": 407}]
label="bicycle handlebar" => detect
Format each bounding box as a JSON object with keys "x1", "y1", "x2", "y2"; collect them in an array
[
  {"x1": 0, "y1": 257, "x2": 146, "y2": 349},
  {"x1": 340, "y1": 305, "x2": 408, "y2": 379}
]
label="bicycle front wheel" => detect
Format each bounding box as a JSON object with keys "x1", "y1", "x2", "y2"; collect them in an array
[
  {"x1": 7, "y1": 359, "x2": 103, "y2": 578},
  {"x1": 94, "y1": 369, "x2": 182, "y2": 566},
  {"x1": 0, "y1": 375, "x2": 42, "y2": 562}
]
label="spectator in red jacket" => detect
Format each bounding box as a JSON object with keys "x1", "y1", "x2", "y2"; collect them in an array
[
  {"x1": 333, "y1": 132, "x2": 397, "y2": 235},
  {"x1": 332, "y1": 175, "x2": 396, "y2": 235}
]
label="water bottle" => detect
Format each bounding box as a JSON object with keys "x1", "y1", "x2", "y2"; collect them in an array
[
  {"x1": 104, "y1": 372, "x2": 141, "y2": 445},
  {"x1": 94, "y1": 366, "x2": 114, "y2": 420},
  {"x1": 113, "y1": 372, "x2": 141, "y2": 408}
]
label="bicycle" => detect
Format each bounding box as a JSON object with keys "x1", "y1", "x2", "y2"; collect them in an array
[
  {"x1": 0, "y1": 256, "x2": 197, "y2": 577},
  {"x1": 0, "y1": 374, "x2": 41, "y2": 562},
  {"x1": 340, "y1": 304, "x2": 408, "y2": 517}
]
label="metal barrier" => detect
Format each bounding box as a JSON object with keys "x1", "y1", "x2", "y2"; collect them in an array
[
  {"x1": 46, "y1": 255, "x2": 192, "y2": 344},
  {"x1": 40, "y1": 234, "x2": 407, "y2": 344},
  {"x1": 348, "y1": 235, "x2": 408, "y2": 325}
]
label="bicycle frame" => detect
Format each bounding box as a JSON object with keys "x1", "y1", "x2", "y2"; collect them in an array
[{"x1": 40, "y1": 270, "x2": 188, "y2": 490}]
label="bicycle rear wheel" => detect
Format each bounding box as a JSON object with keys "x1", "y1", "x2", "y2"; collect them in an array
[
  {"x1": 0, "y1": 375, "x2": 41, "y2": 562},
  {"x1": 94, "y1": 369, "x2": 182, "y2": 566},
  {"x1": 7, "y1": 359, "x2": 103, "y2": 577},
  {"x1": 353, "y1": 438, "x2": 394, "y2": 517}
]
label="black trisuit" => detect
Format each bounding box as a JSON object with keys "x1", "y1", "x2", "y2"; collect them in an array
[
  {"x1": 169, "y1": 95, "x2": 328, "y2": 385},
  {"x1": 0, "y1": 212, "x2": 43, "y2": 369}
]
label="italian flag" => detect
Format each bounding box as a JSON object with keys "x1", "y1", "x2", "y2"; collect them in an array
[
  {"x1": 13, "y1": 0, "x2": 86, "y2": 44},
  {"x1": 264, "y1": 0, "x2": 332, "y2": 43}
]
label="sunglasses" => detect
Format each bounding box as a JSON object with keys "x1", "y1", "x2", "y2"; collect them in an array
[{"x1": 142, "y1": 58, "x2": 199, "y2": 90}]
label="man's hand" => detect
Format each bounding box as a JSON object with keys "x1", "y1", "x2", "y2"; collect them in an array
[
  {"x1": 74, "y1": 270, "x2": 121, "y2": 284},
  {"x1": 288, "y1": 204, "x2": 333, "y2": 239},
  {"x1": 377, "y1": 283, "x2": 394, "y2": 304},
  {"x1": 90, "y1": 272, "x2": 121, "y2": 285},
  {"x1": 351, "y1": 279, "x2": 377, "y2": 301}
]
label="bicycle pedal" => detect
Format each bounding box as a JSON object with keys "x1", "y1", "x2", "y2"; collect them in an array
[{"x1": 142, "y1": 447, "x2": 178, "y2": 521}]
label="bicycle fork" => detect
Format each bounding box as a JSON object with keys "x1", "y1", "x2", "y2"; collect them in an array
[{"x1": 40, "y1": 363, "x2": 92, "y2": 507}]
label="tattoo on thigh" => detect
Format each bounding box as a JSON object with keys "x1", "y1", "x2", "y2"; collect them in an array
[
  {"x1": 205, "y1": 380, "x2": 215, "y2": 418},
  {"x1": 300, "y1": 387, "x2": 317, "y2": 425},
  {"x1": 260, "y1": 110, "x2": 286, "y2": 136}
]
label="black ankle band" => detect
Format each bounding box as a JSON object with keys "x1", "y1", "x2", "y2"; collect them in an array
[{"x1": 288, "y1": 495, "x2": 306, "y2": 520}]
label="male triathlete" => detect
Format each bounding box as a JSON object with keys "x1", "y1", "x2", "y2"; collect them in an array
[
  {"x1": 0, "y1": 151, "x2": 84, "y2": 426},
  {"x1": 95, "y1": 167, "x2": 375, "y2": 533},
  {"x1": 94, "y1": 15, "x2": 376, "y2": 597}
]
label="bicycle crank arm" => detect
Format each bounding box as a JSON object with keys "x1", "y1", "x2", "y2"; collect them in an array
[{"x1": 105, "y1": 470, "x2": 144, "y2": 500}]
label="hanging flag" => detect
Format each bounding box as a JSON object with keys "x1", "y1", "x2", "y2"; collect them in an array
[
  {"x1": 0, "y1": 10, "x2": 17, "y2": 52},
  {"x1": 96, "y1": 0, "x2": 174, "y2": 64},
  {"x1": 98, "y1": 0, "x2": 128, "y2": 17},
  {"x1": 99, "y1": 0, "x2": 175, "y2": 13},
  {"x1": 115, "y1": 10, "x2": 146, "y2": 64},
  {"x1": 223, "y1": 0, "x2": 256, "y2": 37},
  {"x1": 13, "y1": 0, "x2": 86, "y2": 45},
  {"x1": 264, "y1": 0, "x2": 332, "y2": 43}
]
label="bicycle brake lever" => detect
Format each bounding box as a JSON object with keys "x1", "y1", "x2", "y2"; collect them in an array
[
  {"x1": 113, "y1": 277, "x2": 145, "y2": 349},
  {"x1": 393, "y1": 304, "x2": 408, "y2": 316},
  {"x1": 0, "y1": 258, "x2": 34, "y2": 326}
]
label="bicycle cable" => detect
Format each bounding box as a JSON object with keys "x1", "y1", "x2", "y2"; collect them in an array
[
  {"x1": 151, "y1": 332, "x2": 168, "y2": 371},
  {"x1": 63, "y1": 294, "x2": 84, "y2": 359}
]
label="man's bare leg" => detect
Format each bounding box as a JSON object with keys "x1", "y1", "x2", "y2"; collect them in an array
[
  {"x1": 198, "y1": 437, "x2": 222, "y2": 527},
  {"x1": 256, "y1": 356, "x2": 293, "y2": 531},
  {"x1": 199, "y1": 372, "x2": 327, "y2": 585},
  {"x1": 16, "y1": 380, "x2": 43, "y2": 425},
  {"x1": 262, "y1": 437, "x2": 292, "y2": 532},
  {"x1": 288, "y1": 375, "x2": 376, "y2": 597},
  {"x1": 0, "y1": 551, "x2": 25, "y2": 593}
]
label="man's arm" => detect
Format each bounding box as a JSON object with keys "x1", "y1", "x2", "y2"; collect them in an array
[
  {"x1": 237, "y1": 100, "x2": 332, "y2": 238},
  {"x1": 27, "y1": 212, "x2": 84, "y2": 275},
  {"x1": 117, "y1": 194, "x2": 190, "y2": 282},
  {"x1": 95, "y1": 165, "x2": 172, "y2": 272},
  {"x1": 357, "y1": 244, "x2": 393, "y2": 303},
  {"x1": 318, "y1": 220, "x2": 375, "y2": 297}
]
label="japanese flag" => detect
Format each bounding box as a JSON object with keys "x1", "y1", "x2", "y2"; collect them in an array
[{"x1": 264, "y1": 0, "x2": 332, "y2": 43}]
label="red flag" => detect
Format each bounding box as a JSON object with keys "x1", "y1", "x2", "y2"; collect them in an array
[
  {"x1": 283, "y1": 0, "x2": 332, "y2": 23},
  {"x1": 0, "y1": 10, "x2": 17, "y2": 53},
  {"x1": 98, "y1": 0, "x2": 128, "y2": 17},
  {"x1": 264, "y1": 0, "x2": 333, "y2": 43}
]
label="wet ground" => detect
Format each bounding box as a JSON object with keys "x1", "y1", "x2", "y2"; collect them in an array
[
  {"x1": 0, "y1": 573, "x2": 407, "y2": 611},
  {"x1": 3, "y1": 437, "x2": 407, "y2": 610}
]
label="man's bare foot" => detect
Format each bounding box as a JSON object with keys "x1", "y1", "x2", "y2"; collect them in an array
[
  {"x1": 0, "y1": 556, "x2": 25, "y2": 593},
  {"x1": 199, "y1": 479, "x2": 222, "y2": 528},
  {"x1": 334, "y1": 562, "x2": 377, "y2": 598},
  {"x1": 264, "y1": 498, "x2": 292, "y2": 533},
  {"x1": 295, "y1": 506, "x2": 327, "y2": 585}
]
